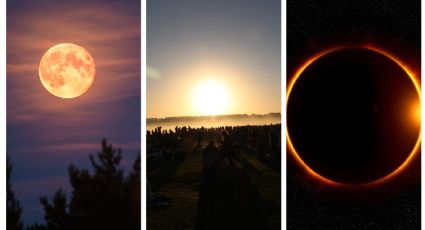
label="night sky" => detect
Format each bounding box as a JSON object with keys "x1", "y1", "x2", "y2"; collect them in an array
[
  {"x1": 288, "y1": 48, "x2": 420, "y2": 184},
  {"x1": 287, "y1": 0, "x2": 420, "y2": 229},
  {"x1": 7, "y1": 0, "x2": 140, "y2": 225}
]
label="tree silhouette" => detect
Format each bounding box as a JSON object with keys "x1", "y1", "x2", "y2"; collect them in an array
[
  {"x1": 38, "y1": 139, "x2": 140, "y2": 230},
  {"x1": 40, "y1": 189, "x2": 71, "y2": 230},
  {"x1": 126, "y1": 155, "x2": 141, "y2": 229},
  {"x1": 25, "y1": 223, "x2": 46, "y2": 230},
  {"x1": 7, "y1": 157, "x2": 23, "y2": 230}
]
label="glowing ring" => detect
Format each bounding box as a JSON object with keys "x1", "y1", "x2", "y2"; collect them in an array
[{"x1": 287, "y1": 45, "x2": 421, "y2": 187}]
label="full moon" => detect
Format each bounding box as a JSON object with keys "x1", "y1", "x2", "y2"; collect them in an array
[{"x1": 39, "y1": 43, "x2": 96, "y2": 99}]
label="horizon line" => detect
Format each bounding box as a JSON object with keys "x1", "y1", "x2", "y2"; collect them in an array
[{"x1": 147, "y1": 112, "x2": 281, "y2": 120}]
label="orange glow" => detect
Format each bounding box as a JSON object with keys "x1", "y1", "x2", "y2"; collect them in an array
[
  {"x1": 411, "y1": 101, "x2": 421, "y2": 125},
  {"x1": 192, "y1": 79, "x2": 231, "y2": 116},
  {"x1": 287, "y1": 45, "x2": 421, "y2": 187},
  {"x1": 39, "y1": 43, "x2": 96, "y2": 99}
]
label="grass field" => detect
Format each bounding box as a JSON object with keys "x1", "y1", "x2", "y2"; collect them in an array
[{"x1": 147, "y1": 139, "x2": 281, "y2": 230}]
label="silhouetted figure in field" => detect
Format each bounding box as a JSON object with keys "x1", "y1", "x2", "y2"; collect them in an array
[
  {"x1": 149, "y1": 124, "x2": 281, "y2": 171},
  {"x1": 221, "y1": 130, "x2": 235, "y2": 167},
  {"x1": 200, "y1": 141, "x2": 219, "y2": 192},
  {"x1": 198, "y1": 141, "x2": 218, "y2": 230},
  {"x1": 148, "y1": 124, "x2": 281, "y2": 229},
  {"x1": 197, "y1": 140, "x2": 237, "y2": 230}
]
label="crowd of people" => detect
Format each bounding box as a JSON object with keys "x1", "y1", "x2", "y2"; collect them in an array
[
  {"x1": 147, "y1": 124, "x2": 281, "y2": 169},
  {"x1": 147, "y1": 126, "x2": 198, "y2": 162},
  {"x1": 197, "y1": 125, "x2": 280, "y2": 229},
  {"x1": 147, "y1": 124, "x2": 281, "y2": 228}
]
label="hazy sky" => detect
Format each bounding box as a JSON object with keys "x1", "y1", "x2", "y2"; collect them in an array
[
  {"x1": 7, "y1": 0, "x2": 140, "y2": 225},
  {"x1": 147, "y1": 0, "x2": 281, "y2": 118}
]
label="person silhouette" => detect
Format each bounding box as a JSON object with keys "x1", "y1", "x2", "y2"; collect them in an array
[
  {"x1": 198, "y1": 139, "x2": 238, "y2": 230},
  {"x1": 200, "y1": 141, "x2": 219, "y2": 190},
  {"x1": 198, "y1": 141, "x2": 219, "y2": 229},
  {"x1": 221, "y1": 130, "x2": 235, "y2": 166}
]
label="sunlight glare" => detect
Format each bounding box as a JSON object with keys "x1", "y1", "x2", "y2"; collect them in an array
[{"x1": 192, "y1": 79, "x2": 230, "y2": 115}]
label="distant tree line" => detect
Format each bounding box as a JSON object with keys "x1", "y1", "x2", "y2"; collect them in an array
[
  {"x1": 147, "y1": 112, "x2": 281, "y2": 124},
  {"x1": 7, "y1": 139, "x2": 141, "y2": 230}
]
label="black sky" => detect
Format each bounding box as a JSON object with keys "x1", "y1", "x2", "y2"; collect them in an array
[{"x1": 287, "y1": 0, "x2": 421, "y2": 229}]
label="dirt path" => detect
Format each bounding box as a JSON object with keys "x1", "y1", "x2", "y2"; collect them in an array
[
  {"x1": 148, "y1": 141, "x2": 281, "y2": 230},
  {"x1": 195, "y1": 149, "x2": 281, "y2": 230}
]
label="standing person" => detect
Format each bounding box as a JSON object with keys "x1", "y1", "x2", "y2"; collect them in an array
[
  {"x1": 221, "y1": 130, "x2": 235, "y2": 166},
  {"x1": 201, "y1": 141, "x2": 219, "y2": 190},
  {"x1": 198, "y1": 141, "x2": 220, "y2": 229},
  {"x1": 217, "y1": 131, "x2": 239, "y2": 229}
]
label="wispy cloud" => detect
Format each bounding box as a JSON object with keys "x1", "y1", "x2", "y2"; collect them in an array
[
  {"x1": 147, "y1": 66, "x2": 162, "y2": 80},
  {"x1": 7, "y1": 1, "x2": 140, "y2": 123},
  {"x1": 8, "y1": 0, "x2": 140, "y2": 225}
]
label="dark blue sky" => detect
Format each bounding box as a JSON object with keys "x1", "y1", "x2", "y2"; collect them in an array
[{"x1": 7, "y1": 0, "x2": 140, "y2": 225}]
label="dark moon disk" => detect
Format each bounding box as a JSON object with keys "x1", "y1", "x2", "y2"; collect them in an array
[{"x1": 287, "y1": 48, "x2": 420, "y2": 184}]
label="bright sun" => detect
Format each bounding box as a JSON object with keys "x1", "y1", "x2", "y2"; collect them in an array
[
  {"x1": 192, "y1": 79, "x2": 231, "y2": 115},
  {"x1": 39, "y1": 43, "x2": 96, "y2": 99}
]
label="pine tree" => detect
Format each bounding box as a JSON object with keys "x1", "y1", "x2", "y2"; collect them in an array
[
  {"x1": 126, "y1": 155, "x2": 141, "y2": 230},
  {"x1": 40, "y1": 189, "x2": 71, "y2": 230},
  {"x1": 7, "y1": 157, "x2": 23, "y2": 230},
  {"x1": 69, "y1": 138, "x2": 126, "y2": 229},
  {"x1": 25, "y1": 223, "x2": 46, "y2": 230},
  {"x1": 38, "y1": 139, "x2": 140, "y2": 230}
]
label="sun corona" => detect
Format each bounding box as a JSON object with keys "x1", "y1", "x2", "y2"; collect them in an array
[
  {"x1": 192, "y1": 79, "x2": 230, "y2": 116},
  {"x1": 287, "y1": 46, "x2": 421, "y2": 187}
]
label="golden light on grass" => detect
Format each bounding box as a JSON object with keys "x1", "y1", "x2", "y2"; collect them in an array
[
  {"x1": 39, "y1": 43, "x2": 96, "y2": 99},
  {"x1": 287, "y1": 45, "x2": 421, "y2": 188},
  {"x1": 192, "y1": 79, "x2": 231, "y2": 116}
]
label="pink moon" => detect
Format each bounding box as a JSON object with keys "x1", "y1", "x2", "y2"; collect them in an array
[{"x1": 39, "y1": 43, "x2": 96, "y2": 99}]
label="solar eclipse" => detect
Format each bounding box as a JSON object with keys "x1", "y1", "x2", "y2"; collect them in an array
[{"x1": 287, "y1": 46, "x2": 420, "y2": 186}]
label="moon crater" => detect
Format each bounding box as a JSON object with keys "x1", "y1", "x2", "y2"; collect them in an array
[{"x1": 39, "y1": 43, "x2": 96, "y2": 99}]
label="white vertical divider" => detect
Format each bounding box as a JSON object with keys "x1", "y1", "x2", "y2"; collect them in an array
[
  {"x1": 141, "y1": 0, "x2": 147, "y2": 229},
  {"x1": 281, "y1": 0, "x2": 287, "y2": 230}
]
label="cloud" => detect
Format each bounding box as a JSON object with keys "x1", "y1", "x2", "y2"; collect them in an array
[
  {"x1": 147, "y1": 66, "x2": 162, "y2": 80},
  {"x1": 8, "y1": 1, "x2": 141, "y2": 225},
  {"x1": 7, "y1": 2, "x2": 141, "y2": 124}
]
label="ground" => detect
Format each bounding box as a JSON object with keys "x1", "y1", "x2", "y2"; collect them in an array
[{"x1": 147, "y1": 139, "x2": 281, "y2": 230}]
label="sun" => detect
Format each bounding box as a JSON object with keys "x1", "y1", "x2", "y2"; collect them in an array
[
  {"x1": 39, "y1": 43, "x2": 96, "y2": 99},
  {"x1": 192, "y1": 79, "x2": 231, "y2": 115}
]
